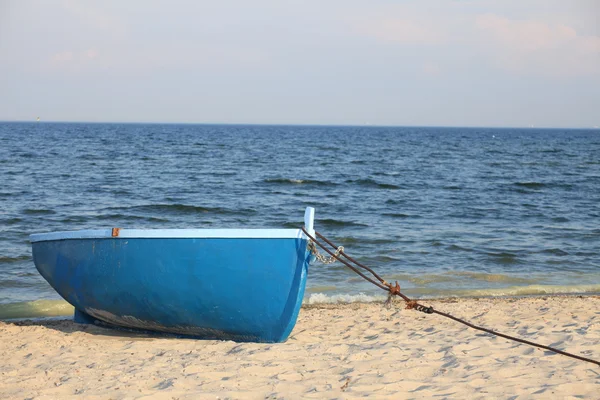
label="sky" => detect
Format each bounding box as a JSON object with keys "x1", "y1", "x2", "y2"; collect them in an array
[{"x1": 0, "y1": 0, "x2": 599, "y2": 127}]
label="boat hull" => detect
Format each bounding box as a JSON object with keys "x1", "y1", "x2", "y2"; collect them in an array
[{"x1": 32, "y1": 236, "x2": 311, "y2": 342}]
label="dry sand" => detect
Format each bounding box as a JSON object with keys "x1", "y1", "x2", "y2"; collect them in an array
[{"x1": 1, "y1": 296, "x2": 599, "y2": 399}]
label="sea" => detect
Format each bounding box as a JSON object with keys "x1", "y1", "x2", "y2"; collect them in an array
[{"x1": 1, "y1": 122, "x2": 599, "y2": 319}]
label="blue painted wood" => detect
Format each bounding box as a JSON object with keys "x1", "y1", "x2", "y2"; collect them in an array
[
  {"x1": 32, "y1": 236, "x2": 311, "y2": 342},
  {"x1": 74, "y1": 308, "x2": 98, "y2": 325}
]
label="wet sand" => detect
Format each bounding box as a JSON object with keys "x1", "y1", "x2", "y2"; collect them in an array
[{"x1": 1, "y1": 296, "x2": 599, "y2": 399}]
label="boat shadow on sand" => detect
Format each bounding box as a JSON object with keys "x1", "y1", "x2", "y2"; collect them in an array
[{"x1": 2, "y1": 318, "x2": 200, "y2": 341}]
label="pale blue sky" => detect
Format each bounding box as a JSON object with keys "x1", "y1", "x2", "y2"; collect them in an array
[{"x1": 1, "y1": 0, "x2": 598, "y2": 127}]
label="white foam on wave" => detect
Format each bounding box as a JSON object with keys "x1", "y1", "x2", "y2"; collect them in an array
[
  {"x1": 0, "y1": 299, "x2": 73, "y2": 320},
  {"x1": 458, "y1": 284, "x2": 600, "y2": 297},
  {"x1": 305, "y1": 284, "x2": 600, "y2": 304},
  {"x1": 305, "y1": 293, "x2": 387, "y2": 304}
]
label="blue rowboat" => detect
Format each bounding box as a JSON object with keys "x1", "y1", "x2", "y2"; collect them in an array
[{"x1": 30, "y1": 207, "x2": 315, "y2": 343}]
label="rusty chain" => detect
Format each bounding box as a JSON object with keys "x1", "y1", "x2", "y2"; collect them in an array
[{"x1": 308, "y1": 241, "x2": 344, "y2": 264}]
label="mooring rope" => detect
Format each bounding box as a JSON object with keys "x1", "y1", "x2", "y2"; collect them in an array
[{"x1": 301, "y1": 227, "x2": 600, "y2": 367}]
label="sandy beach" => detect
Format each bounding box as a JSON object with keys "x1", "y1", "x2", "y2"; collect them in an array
[{"x1": 1, "y1": 296, "x2": 599, "y2": 399}]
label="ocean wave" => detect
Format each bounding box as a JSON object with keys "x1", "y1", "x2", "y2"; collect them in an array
[
  {"x1": 346, "y1": 178, "x2": 401, "y2": 190},
  {"x1": 450, "y1": 284, "x2": 600, "y2": 298},
  {"x1": 2, "y1": 217, "x2": 23, "y2": 225},
  {"x1": 107, "y1": 204, "x2": 257, "y2": 216},
  {"x1": 17, "y1": 152, "x2": 36, "y2": 159},
  {"x1": 95, "y1": 214, "x2": 170, "y2": 223},
  {"x1": 305, "y1": 284, "x2": 600, "y2": 303},
  {"x1": 0, "y1": 278, "x2": 38, "y2": 289},
  {"x1": 372, "y1": 171, "x2": 401, "y2": 177},
  {"x1": 426, "y1": 240, "x2": 444, "y2": 247},
  {"x1": 56, "y1": 216, "x2": 89, "y2": 223},
  {"x1": 365, "y1": 255, "x2": 401, "y2": 263},
  {"x1": 305, "y1": 293, "x2": 387, "y2": 304},
  {"x1": 385, "y1": 199, "x2": 406, "y2": 205},
  {"x1": 210, "y1": 171, "x2": 237, "y2": 176},
  {"x1": 276, "y1": 219, "x2": 372, "y2": 230},
  {"x1": 382, "y1": 213, "x2": 412, "y2": 219},
  {"x1": 444, "y1": 271, "x2": 537, "y2": 284},
  {"x1": 485, "y1": 251, "x2": 522, "y2": 264},
  {"x1": 280, "y1": 221, "x2": 304, "y2": 229},
  {"x1": 0, "y1": 300, "x2": 73, "y2": 320},
  {"x1": 0, "y1": 255, "x2": 30, "y2": 264},
  {"x1": 263, "y1": 178, "x2": 337, "y2": 186},
  {"x1": 336, "y1": 237, "x2": 396, "y2": 245},
  {"x1": 77, "y1": 153, "x2": 102, "y2": 160},
  {"x1": 319, "y1": 219, "x2": 368, "y2": 228},
  {"x1": 446, "y1": 244, "x2": 472, "y2": 252},
  {"x1": 512, "y1": 182, "x2": 574, "y2": 190},
  {"x1": 384, "y1": 272, "x2": 538, "y2": 285},
  {"x1": 513, "y1": 182, "x2": 546, "y2": 188},
  {"x1": 22, "y1": 208, "x2": 56, "y2": 215},
  {"x1": 538, "y1": 248, "x2": 569, "y2": 256}
]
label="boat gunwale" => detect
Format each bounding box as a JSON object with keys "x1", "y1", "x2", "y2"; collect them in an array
[{"x1": 30, "y1": 228, "x2": 307, "y2": 243}]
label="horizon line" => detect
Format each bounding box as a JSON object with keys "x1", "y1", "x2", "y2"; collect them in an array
[{"x1": 1, "y1": 119, "x2": 599, "y2": 130}]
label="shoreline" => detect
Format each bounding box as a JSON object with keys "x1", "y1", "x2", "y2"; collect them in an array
[
  {"x1": 2, "y1": 293, "x2": 600, "y2": 322},
  {"x1": 1, "y1": 296, "x2": 599, "y2": 399},
  {"x1": 303, "y1": 293, "x2": 600, "y2": 306}
]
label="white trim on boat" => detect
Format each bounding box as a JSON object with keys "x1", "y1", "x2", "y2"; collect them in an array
[
  {"x1": 30, "y1": 229, "x2": 307, "y2": 243},
  {"x1": 304, "y1": 207, "x2": 315, "y2": 237},
  {"x1": 30, "y1": 207, "x2": 316, "y2": 243}
]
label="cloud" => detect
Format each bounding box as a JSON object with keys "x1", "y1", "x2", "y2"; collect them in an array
[
  {"x1": 50, "y1": 49, "x2": 100, "y2": 69},
  {"x1": 349, "y1": 4, "x2": 598, "y2": 78},
  {"x1": 422, "y1": 62, "x2": 441, "y2": 75},
  {"x1": 85, "y1": 49, "x2": 99, "y2": 59},
  {"x1": 356, "y1": 17, "x2": 444, "y2": 45},
  {"x1": 59, "y1": 0, "x2": 127, "y2": 38},
  {"x1": 476, "y1": 14, "x2": 577, "y2": 51},
  {"x1": 475, "y1": 13, "x2": 600, "y2": 76},
  {"x1": 51, "y1": 51, "x2": 74, "y2": 63}
]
